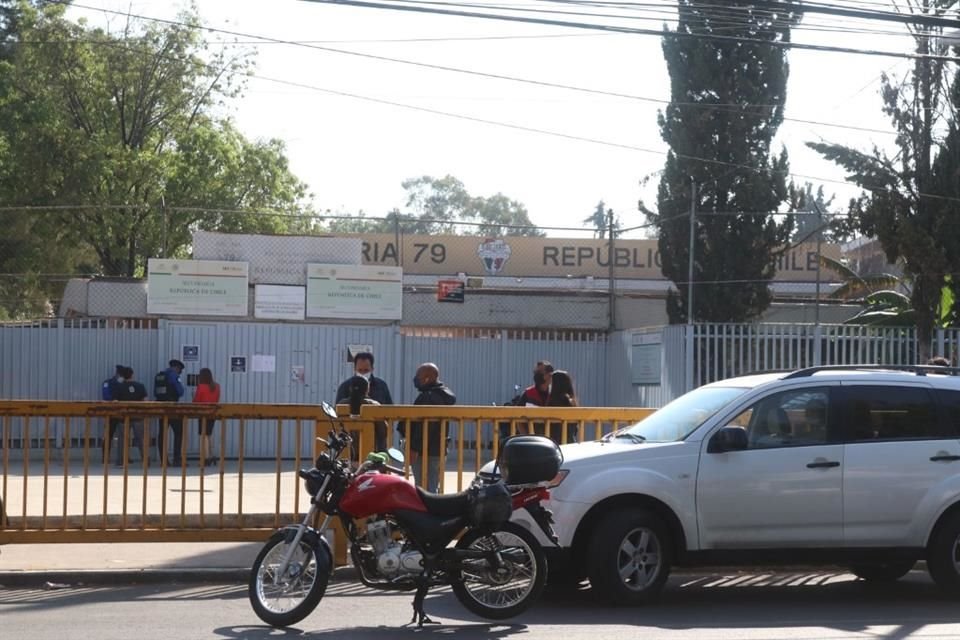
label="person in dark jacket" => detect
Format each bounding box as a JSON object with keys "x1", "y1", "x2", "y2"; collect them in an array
[
  {"x1": 345, "y1": 375, "x2": 391, "y2": 453},
  {"x1": 336, "y1": 352, "x2": 393, "y2": 450},
  {"x1": 155, "y1": 359, "x2": 186, "y2": 466},
  {"x1": 116, "y1": 367, "x2": 150, "y2": 464},
  {"x1": 520, "y1": 360, "x2": 554, "y2": 407},
  {"x1": 399, "y1": 363, "x2": 456, "y2": 493},
  {"x1": 103, "y1": 364, "x2": 126, "y2": 463},
  {"x1": 546, "y1": 369, "x2": 579, "y2": 444},
  {"x1": 335, "y1": 352, "x2": 393, "y2": 406}
]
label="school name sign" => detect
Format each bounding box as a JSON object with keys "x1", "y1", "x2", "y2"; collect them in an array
[{"x1": 147, "y1": 259, "x2": 249, "y2": 316}]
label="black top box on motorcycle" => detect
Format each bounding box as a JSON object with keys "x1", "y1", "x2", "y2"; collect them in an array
[{"x1": 498, "y1": 435, "x2": 562, "y2": 485}]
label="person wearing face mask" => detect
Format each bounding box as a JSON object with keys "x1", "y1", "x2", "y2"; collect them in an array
[{"x1": 336, "y1": 352, "x2": 393, "y2": 450}]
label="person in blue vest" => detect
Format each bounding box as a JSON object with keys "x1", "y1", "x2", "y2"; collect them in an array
[{"x1": 154, "y1": 359, "x2": 185, "y2": 466}]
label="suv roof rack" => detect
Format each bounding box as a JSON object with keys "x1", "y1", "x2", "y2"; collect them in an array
[{"x1": 783, "y1": 364, "x2": 960, "y2": 379}]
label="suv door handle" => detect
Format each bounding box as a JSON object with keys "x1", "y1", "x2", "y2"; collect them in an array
[
  {"x1": 930, "y1": 455, "x2": 960, "y2": 462},
  {"x1": 806, "y1": 461, "x2": 840, "y2": 469}
]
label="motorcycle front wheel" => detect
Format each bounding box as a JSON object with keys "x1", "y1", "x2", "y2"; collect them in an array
[
  {"x1": 248, "y1": 530, "x2": 329, "y2": 627},
  {"x1": 451, "y1": 521, "x2": 547, "y2": 620}
]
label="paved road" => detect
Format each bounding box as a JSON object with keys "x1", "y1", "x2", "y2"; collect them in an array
[{"x1": 3, "y1": 568, "x2": 960, "y2": 639}]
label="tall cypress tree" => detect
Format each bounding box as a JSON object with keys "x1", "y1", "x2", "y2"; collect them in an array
[{"x1": 653, "y1": 1, "x2": 796, "y2": 323}]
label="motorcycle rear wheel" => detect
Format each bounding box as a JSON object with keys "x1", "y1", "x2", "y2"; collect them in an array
[
  {"x1": 451, "y1": 521, "x2": 547, "y2": 620},
  {"x1": 248, "y1": 531, "x2": 329, "y2": 627}
]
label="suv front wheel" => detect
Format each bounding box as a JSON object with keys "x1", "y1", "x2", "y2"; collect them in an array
[
  {"x1": 928, "y1": 510, "x2": 960, "y2": 593},
  {"x1": 586, "y1": 508, "x2": 672, "y2": 605}
]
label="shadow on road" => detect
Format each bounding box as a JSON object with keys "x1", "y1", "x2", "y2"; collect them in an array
[
  {"x1": 2, "y1": 569, "x2": 956, "y2": 639},
  {"x1": 212, "y1": 623, "x2": 526, "y2": 640}
]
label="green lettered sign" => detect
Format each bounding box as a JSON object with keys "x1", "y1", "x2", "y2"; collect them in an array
[
  {"x1": 147, "y1": 259, "x2": 249, "y2": 316},
  {"x1": 306, "y1": 264, "x2": 402, "y2": 320}
]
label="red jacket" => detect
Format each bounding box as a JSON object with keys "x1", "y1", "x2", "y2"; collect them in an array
[
  {"x1": 521, "y1": 385, "x2": 549, "y2": 406},
  {"x1": 193, "y1": 383, "x2": 220, "y2": 404}
]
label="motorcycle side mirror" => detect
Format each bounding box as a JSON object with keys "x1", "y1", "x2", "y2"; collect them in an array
[
  {"x1": 321, "y1": 402, "x2": 338, "y2": 420},
  {"x1": 387, "y1": 447, "x2": 405, "y2": 464}
]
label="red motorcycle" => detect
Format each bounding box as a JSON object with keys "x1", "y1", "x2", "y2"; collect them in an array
[{"x1": 248, "y1": 403, "x2": 560, "y2": 628}]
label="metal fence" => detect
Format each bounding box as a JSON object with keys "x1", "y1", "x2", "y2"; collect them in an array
[
  {"x1": 0, "y1": 319, "x2": 617, "y2": 458},
  {"x1": 0, "y1": 401, "x2": 652, "y2": 563}
]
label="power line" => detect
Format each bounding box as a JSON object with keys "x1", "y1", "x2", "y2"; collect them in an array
[
  {"x1": 38, "y1": 1, "x2": 960, "y2": 205},
  {"x1": 546, "y1": 0, "x2": 960, "y2": 30},
  {"x1": 298, "y1": 0, "x2": 960, "y2": 62},
  {"x1": 56, "y1": 1, "x2": 900, "y2": 137}
]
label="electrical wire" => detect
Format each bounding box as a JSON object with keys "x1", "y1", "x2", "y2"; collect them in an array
[
  {"x1": 39, "y1": 2, "x2": 960, "y2": 206},
  {"x1": 54, "y1": 1, "x2": 903, "y2": 137}
]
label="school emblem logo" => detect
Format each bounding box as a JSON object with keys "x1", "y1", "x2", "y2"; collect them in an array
[{"x1": 477, "y1": 238, "x2": 512, "y2": 275}]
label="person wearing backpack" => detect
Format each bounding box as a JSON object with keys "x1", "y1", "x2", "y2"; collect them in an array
[
  {"x1": 102, "y1": 365, "x2": 126, "y2": 463},
  {"x1": 154, "y1": 359, "x2": 185, "y2": 466}
]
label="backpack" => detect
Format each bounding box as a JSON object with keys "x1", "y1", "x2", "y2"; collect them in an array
[
  {"x1": 154, "y1": 370, "x2": 172, "y2": 401},
  {"x1": 101, "y1": 377, "x2": 115, "y2": 401}
]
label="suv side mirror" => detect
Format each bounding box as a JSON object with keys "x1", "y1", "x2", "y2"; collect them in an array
[{"x1": 708, "y1": 426, "x2": 748, "y2": 453}]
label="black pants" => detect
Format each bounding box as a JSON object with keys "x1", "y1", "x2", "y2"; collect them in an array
[{"x1": 158, "y1": 418, "x2": 184, "y2": 463}]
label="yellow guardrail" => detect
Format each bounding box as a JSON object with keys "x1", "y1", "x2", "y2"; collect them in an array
[{"x1": 0, "y1": 401, "x2": 654, "y2": 566}]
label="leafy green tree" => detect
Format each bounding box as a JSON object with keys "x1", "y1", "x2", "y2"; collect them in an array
[
  {"x1": 649, "y1": 1, "x2": 797, "y2": 323},
  {"x1": 808, "y1": 0, "x2": 958, "y2": 359},
  {"x1": 0, "y1": 2, "x2": 313, "y2": 286},
  {"x1": 401, "y1": 175, "x2": 544, "y2": 237}
]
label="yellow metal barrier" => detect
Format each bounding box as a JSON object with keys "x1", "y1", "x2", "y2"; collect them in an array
[{"x1": 0, "y1": 401, "x2": 653, "y2": 566}]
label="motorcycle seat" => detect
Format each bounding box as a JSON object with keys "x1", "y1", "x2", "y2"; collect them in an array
[{"x1": 416, "y1": 487, "x2": 472, "y2": 517}]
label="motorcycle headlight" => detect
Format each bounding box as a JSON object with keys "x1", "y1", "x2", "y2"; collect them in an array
[{"x1": 303, "y1": 469, "x2": 326, "y2": 496}]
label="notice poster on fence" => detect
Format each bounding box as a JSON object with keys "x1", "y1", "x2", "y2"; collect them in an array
[
  {"x1": 251, "y1": 354, "x2": 276, "y2": 373},
  {"x1": 254, "y1": 284, "x2": 306, "y2": 320}
]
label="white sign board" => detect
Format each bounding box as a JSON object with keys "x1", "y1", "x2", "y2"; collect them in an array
[
  {"x1": 631, "y1": 342, "x2": 662, "y2": 385},
  {"x1": 306, "y1": 264, "x2": 402, "y2": 320},
  {"x1": 147, "y1": 259, "x2": 249, "y2": 316},
  {"x1": 251, "y1": 354, "x2": 276, "y2": 373},
  {"x1": 193, "y1": 230, "x2": 362, "y2": 285},
  {"x1": 254, "y1": 284, "x2": 306, "y2": 320}
]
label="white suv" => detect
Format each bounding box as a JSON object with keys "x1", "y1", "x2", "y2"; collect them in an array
[{"x1": 516, "y1": 364, "x2": 960, "y2": 604}]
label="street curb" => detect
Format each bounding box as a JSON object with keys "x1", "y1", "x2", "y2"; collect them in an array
[{"x1": 0, "y1": 566, "x2": 360, "y2": 588}]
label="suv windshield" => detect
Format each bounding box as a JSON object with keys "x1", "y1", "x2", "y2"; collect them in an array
[{"x1": 615, "y1": 386, "x2": 748, "y2": 443}]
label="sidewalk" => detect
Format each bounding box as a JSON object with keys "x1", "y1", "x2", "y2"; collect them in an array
[
  {"x1": 0, "y1": 541, "x2": 264, "y2": 586},
  {"x1": 0, "y1": 462, "x2": 478, "y2": 587}
]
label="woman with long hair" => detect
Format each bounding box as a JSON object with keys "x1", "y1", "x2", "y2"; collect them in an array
[
  {"x1": 193, "y1": 367, "x2": 221, "y2": 466},
  {"x1": 546, "y1": 370, "x2": 579, "y2": 443}
]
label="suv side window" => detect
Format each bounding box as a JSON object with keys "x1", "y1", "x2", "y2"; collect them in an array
[
  {"x1": 729, "y1": 387, "x2": 832, "y2": 450},
  {"x1": 843, "y1": 385, "x2": 943, "y2": 442},
  {"x1": 934, "y1": 389, "x2": 960, "y2": 438}
]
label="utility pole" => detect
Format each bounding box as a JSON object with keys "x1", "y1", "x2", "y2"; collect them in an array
[
  {"x1": 687, "y1": 179, "x2": 697, "y2": 324},
  {"x1": 685, "y1": 178, "x2": 697, "y2": 392},
  {"x1": 160, "y1": 196, "x2": 167, "y2": 259},
  {"x1": 813, "y1": 202, "x2": 823, "y2": 367},
  {"x1": 607, "y1": 208, "x2": 616, "y2": 332},
  {"x1": 814, "y1": 202, "x2": 822, "y2": 329}
]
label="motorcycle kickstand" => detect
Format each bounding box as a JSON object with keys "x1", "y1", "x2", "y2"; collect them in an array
[{"x1": 406, "y1": 577, "x2": 439, "y2": 628}]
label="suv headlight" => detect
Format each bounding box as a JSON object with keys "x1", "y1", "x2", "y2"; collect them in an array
[{"x1": 548, "y1": 470, "x2": 569, "y2": 488}]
